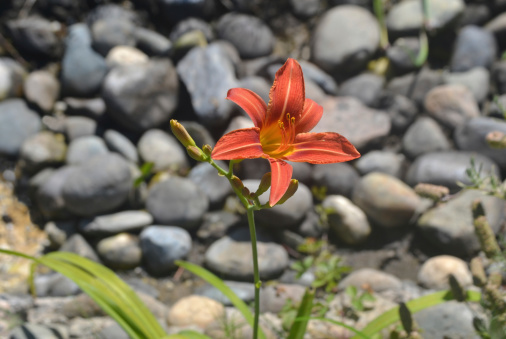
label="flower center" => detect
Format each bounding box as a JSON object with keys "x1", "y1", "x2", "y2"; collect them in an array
[{"x1": 260, "y1": 113, "x2": 296, "y2": 157}]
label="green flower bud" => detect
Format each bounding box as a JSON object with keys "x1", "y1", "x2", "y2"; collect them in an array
[
  {"x1": 275, "y1": 179, "x2": 298, "y2": 205},
  {"x1": 230, "y1": 175, "x2": 245, "y2": 192},
  {"x1": 170, "y1": 120, "x2": 196, "y2": 148},
  {"x1": 254, "y1": 172, "x2": 271, "y2": 197},
  {"x1": 202, "y1": 144, "x2": 213, "y2": 157},
  {"x1": 186, "y1": 146, "x2": 206, "y2": 161}
]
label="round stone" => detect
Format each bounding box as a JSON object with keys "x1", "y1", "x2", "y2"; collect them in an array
[
  {"x1": 167, "y1": 295, "x2": 225, "y2": 329},
  {"x1": 79, "y1": 210, "x2": 153, "y2": 235},
  {"x1": 24, "y1": 70, "x2": 60, "y2": 112},
  {"x1": 19, "y1": 131, "x2": 66, "y2": 171},
  {"x1": 137, "y1": 129, "x2": 188, "y2": 172},
  {"x1": 338, "y1": 268, "x2": 402, "y2": 293},
  {"x1": 65, "y1": 136, "x2": 109, "y2": 165},
  {"x1": 417, "y1": 255, "x2": 473, "y2": 290},
  {"x1": 187, "y1": 161, "x2": 232, "y2": 208},
  {"x1": 402, "y1": 117, "x2": 451, "y2": 159},
  {"x1": 104, "y1": 129, "x2": 139, "y2": 164},
  {"x1": 96, "y1": 233, "x2": 142, "y2": 270}
]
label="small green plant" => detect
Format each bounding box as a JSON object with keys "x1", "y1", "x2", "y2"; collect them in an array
[
  {"x1": 345, "y1": 285, "x2": 376, "y2": 313},
  {"x1": 458, "y1": 158, "x2": 506, "y2": 200}
]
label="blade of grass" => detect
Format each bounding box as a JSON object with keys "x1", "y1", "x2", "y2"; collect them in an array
[
  {"x1": 287, "y1": 288, "x2": 315, "y2": 339},
  {"x1": 413, "y1": 30, "x2": 428, "y2": 67},
  {"x1": 309, "y1": 317, "x2": 369, "y2": 339},
  {"x1": 373, "y1": 0, "x2": 389, "y2": 49},
  {"x1": 176, "y1": 330, "x2": 213, "y2": 339},
  {"x1": 176, "y1": 260, "x2": 267, "y2": 339}
]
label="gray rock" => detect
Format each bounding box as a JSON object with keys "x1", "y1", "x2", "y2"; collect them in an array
[
  {"x1": 102, "y1": 59, "x2": 179, "y2": 131},
  {"x1": 454, "y1": 117, "x2": 506, "y2": 170},
  {"x1": 79, "y1": 210, "x2": 153, "y2": 235},
  {"x1": 259, "y1": 283, "x2": 306, "y2": 313},
  {"x1": 146, "y1": 177, "x2": 209, "y2": 230},
  {"x1": 6, "y1": 16, "x2": 62, "y2": 58},
  {"x1": 195, "y1": 281, "x2": 255, "y2": 306},
  {"x1": 179, "y1": 120, "x2": 215, "y2": 148},
  {"x1": 91, "y1": 19, "x2": 136, "y2": 56},
  {"x1": 104, "y1": 130, "x2": 138, "y2": 163},
  {"x1": 424, "y1": 84, "x2": 480, "y2": 129},
  {"x1": 387, "y1": 37, "x2": 420, "y2": 74},
  {"x1": 378, "y1": 94, "x2": 418, "y2": 132},
  {"x1": 24, "y1": 70, "x2": 60, "y2": 112},
  {"x1": 313, "y1": 96, "x2": 391, "y2": 149},
  {"x1": 402, "y1": 117, "x2": 451, "y2": 159},
  {"x1": 105, "y1": 45, "x2": 148, "y2": 69},
  {"x1": 299, "y1": 60, "x2": 339, "y2": 95},
  {"x1": 244, "y1": 180, "x2": 313, "y2": 228},
  {"x1": 290, "y1": 0, "x2": 319, "y2": 18},
  {"x1": 323, "y1": 195, "x2": 371, "y2": 245},
  {"x1": 188, "y1": 161, "x2": 232, "y2": 208},
  {"x1": 86, "y1": 3, "x2": 140, "y2": 27},
  {"x1": 62, "y1": 153, "x2": 132, "y2": 216},
  {"x1": 65, "y1": 136, "x2": 108, "y2": 166},
  {"x1": 9, "y1": 323, "x2": 68, "y2": 339},
  {"x1": 355, "y1": 150, "x2": 405, "y2": 178},
  {"x1": 417, "y1": 255, "x2": 473, "y2": 290},
  {"x1": 177, "y1": 43, "x2": 239, "y2": 126},
  {"x1": 34, "y1": 272, "x2": 80, "y2": 297},
  {"x1": 137, "y1": 129, "x2": 188, "y2": 172},
  {"x1": 406, "y1": 151, "x2": 501, "y2": 193},
  {"x1": 338, "y1": 268, "x2": 402, "y2": 293},
  {"x1": 443, "y1": 67, "x2": 490, "y2": 102},
  {"x1": 312, "y1": 5, "x2": 380, "y2": 75},
  {"x1": 494, "y1": 60, "x2": 506, "y2": 95},
  {"x1": 0, "y1": 57, "x2": 26, "y2": 101},
  {"x1": 460, "y1": 4, "x2": 490, "y2": 27},
  {"x1": 312, "y1": 163, "x2": 360, "y2": 198},
  {"x1": 64, "y1": 97, "x2": 107, "y2": 120},
  {"x1": 204, "y1": 227, "x2": 289, "y2": 281},
  {"x1": 414, "y1": 301, "x2": 480, "y2": 339},
  {"x1": 387, "y1": 0, "x2": 465, "y2": 35},
  {"x1": 60, "y1": 233, "x2": 101, "y2": 262},
  {"x1": 418, "y1": 190, "x2": 505, "y2": 257},
  {"x1": 170, "y1": 17, "x2": 214, "y2": 42},
  {"x1": 64, "y1": 116, "x2": 97, "y2": 141},
  {"x1": 386, "y1": 68, "x2": 444, "y2": 106},
  {"x1": 134, "y1": 27, "x2": 172, "y2": 56},
  {"x1": 0, "y1": 99, "x2": 41, "y2": 157},
  {"x1": 61, "y1": 24, "x2": 108, "y2": 97},
  {"x1": 140, "y1": 225, "x2": 192, "y2": 276},
  {"x1": 216, "y1": 13, "x2": 274, "y2": 59},
  {"x1": 339, "y1": 73, "x2": 385, "y2": 107},
  {"x1": 96, "y1": 233, "x2": 142, "y2": 270},
  {"x1": 35, "y1": 166, "x2": 75, "y2": 219},
  {"x1": 197, "y1": 211, "x2": 242, "y2": 244},
  {"x1": 19, "y1": 131, "x2": 66, "y2": 171},
  {"x1": 352, "y1": 172, "x2": 421, "y2": 228},
  {"x1": 485, "y1": 12, "x2": 506, "y2": 50},
  {"x1": 44, "y1": 220, "x2": 77, "y2": 249},
  {"x1": 450, "y1": 25, "x2": 496, "y2": 72}
]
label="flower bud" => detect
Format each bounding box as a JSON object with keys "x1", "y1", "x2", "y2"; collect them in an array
[
  {"x1": 202, "y1": 144, "x2": 213, "y2": 157},
  {"x1": 254, "y1": 172, "x2": 271, "y2": 197},
  {"x1": 170, "y1": 120, "x2": 196, "y2": 148},
  {"x1": 242, "y1": 187, "x2": 251, "y2": 198},
  {"x1": 186, "y1": 146, "x2": 206, "y2": 162},
  {"x1": 230, "y1": 175, "x2": 245, "y2": 192},
  {"x1": 275, "y1": 179, "x2": 298, "y2": 206}
]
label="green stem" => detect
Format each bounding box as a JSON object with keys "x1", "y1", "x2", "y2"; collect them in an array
[{"x1": 247, "y1": 205, "x2": 262, "y2": 339}]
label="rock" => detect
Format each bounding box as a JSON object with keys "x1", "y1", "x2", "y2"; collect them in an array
[
  {"x1": 424, "y1": 84, "x2": 480, "y2": 129},
  {"x1": 96, "y1": 233, "x2": 142, "y2": 270},
  {"x1": 62, "y1": 153, "x2": 132, "y2": 216},
  {"x1": 64, "y1": 97, "x2": 106, "y2": 120},
  {"x1": 167, "y1": 295, "x2": 224, "y2": 328},
  {"x1": 91, "y1": 19, "x2": 136, "y2": 56},
  {"x1": 454, "y1": 117, "x2": 506, "y2": 170},
  {"x1": 414, "y1": 301, "x2": 479, "y2": 339},
  {"x1": 170, "y1": 17, "x2": 214, "y2": 43},
  {"x1": 179, "y1": 121, "x2": 215, "y2": 148},
  {"x1": 378, "y1": 94, "x2": 418, "y2": 132},
  {"x1": 79, "y1": 210, "x2": 153, "y2": 235},
  {"x1": 406, "y1": 151, "x2": 501, "y2": 193},
  {"x1": 105, "y1": 46, "x2": 148, "y2": 68},
  {"x1": 216, "y1": 13, "x2": 274, "y2": 59},
  {"x1": 402, "y1": 117, "x2": 451, "y2": 159},
  {"x1": 60, "y1": 233, "x2": 100, "y2": 262},
  {"x1": 9, "y1": 323, "x2": 68, "y2": 339},
  {"x1": 312, "y1": 5, "x2": 380, "y2": 75},
  {"x1": 352, "y1": 172, "x2": 421, "y2": 228},
  {"x1": 460, "y1": 4, "x2": 490, "y2": 27},
  {"x1": 158, "y1": 0, "x2": 215, "y2": 23},
  {"x1": 243, "y1": 180, "x2": 313, "y2": 228},
  {"x1": 354, "y1": 150, "x2": 404, "y2": 178},
  {"x1": 205, "y1": 227, "x2": 289, "y2": 281},
  {"x1": 137, "y1": 129, "x2": 188, "y2": 172},
  {"x1": 494, "y1": 60, "x2": 506, "y2": 94},
  {"x1": 450, "y1": 25, "x2": 496, "y2": 72},
  {"x1": 44, "y1": 220, "x2": 77, "y2": 249},
  {"x1": 19, "y1": 131, "x2": 66, "y2": 172},
  {"x1": 86, "y1": 3, "x2": 140, "y2": 27},
  {"x1": 0, "y1": 58, "x2": 25, "y2": 101},
  {"x1": 134, "y1": 27, "x2": 172, "y2": 56},
  {"x1": 102, "y1": 59, "x2": 179, "y2": 131},
  {"x1": 387, "y1": 37, "x2": 420, "y2": 74},
  {"x1": 386, "y1": 67, "x2": 444, "y2": 106},
  {"x1": 290, "y1": 0, "x2": 319, "y2": 18},
  {"x1": 188, "y1": 161, "x2": 232, "y2": 208},
  {"x1": 140, "y1": 225, "x2": 192, "y2": 276},
  {"x1": 259, "y1": 284, "x2": 306, "y2": 313},
  {"x1": 64, "y1": 116, "x2": 97, "y2": 141},
  {"x1": 195, "y1": 281, "x2": 255, "y2": 306},
  {"x1": 177, "y1": 43, "x2": 239, "y2": 126},
  {"x1": 322, "y1": 195, "x2": 371, "y2": 245},
  {"x1": 338, "y1": 268, "x2": 402, "y2": 292},
  {"x1": 313, "y1": 96, "x2": 391, "y2": 149},
  {"x1": 65, "y1": 136, "x2": 108, "y2": 165},
  {"x1": 443, "y1": 67, "x2": 490, "y2": 102},
  {"x1": 387, "y1": 0, "x2": 465, "y2": 36},
  {"x1": 485, "y1": 12, "x2": 506, "y2": 50},
  {"x1": 339, "y1": 73, "x2": 385, "y2": 107},
  {"x1": 299, "y1": 60, "x2": 338, "y2": 95},
  {"x1": 312, "y1": 163, "x2": 360, "y2": 198},
  {"x1": 417, "y1": 255, "x2": 473, "y2": 289},
  {"x1": 24, "y1": 70, "x2": 60, "y2": 112},
  {"x1": 34, "y1": 272, "x2": 80, "y2": 297},
  {"x1": 0, "y1": 99, "x2": 41, "y2": 157},
  {"x1": 146, "y1": 177, "x2": 208, "y2": 230},
  {"x1": 6, "y1": 16, "x2": 62, "y2": 59},
  {"x1": 61, "y1": 23, "x2": 108, "y2": 97},
  {"x1": 417, "y1": 190, "x2": 505, "y2": 257},
  {"x1": 197, "y1": 211, "x2": 241, "y2": 244},
  {"x1": 104, "y1": 130, "x2": 138, "y2": 164},
  {"x1": 35, "y1": 166, "x2": 75, "y2": 219},
  {"x1": 205, "y1": 308, "x2": 280, "y2": 339}
]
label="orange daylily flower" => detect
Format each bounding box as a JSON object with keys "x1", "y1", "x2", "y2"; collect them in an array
[{"x1": 212, "y1": 58, "x2": 360, "y2": 206}]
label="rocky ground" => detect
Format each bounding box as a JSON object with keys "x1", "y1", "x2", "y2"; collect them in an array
[{"x1": 0, "y1": 0, "x2": 505, "y2": 338}]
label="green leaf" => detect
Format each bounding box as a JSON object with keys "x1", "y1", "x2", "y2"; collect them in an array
[
  {"x1": 490, "y1": 316, "x2": 506, "y2": 339},
  {"x1": 176, "y1": 330, "x2": 213, "y2": 339},
  {"x1": 287, "y1": 288, "x2": 315, "y2": 339},
  {"x1": 309, "y1": 317, "x2": 370, "y2": 339},
  {"x1": 398, "y1": 303, "x2": 412, "y2": 334},
  {"x1": 175, "y1": 260, "x2": 267, "y2": 339},
  {"x1": 134, "y1": 162, "x2": 154, "y2": 187},
  {"x1": 413, "y1": 30, "x2": 429, "y2": 67}
]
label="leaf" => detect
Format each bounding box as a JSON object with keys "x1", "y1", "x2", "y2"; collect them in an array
[
  {"x1": 398, "y1": 303, "x2": 413, "y2": 334},
  {"x1": 175, "y1": 330, "x2": 213, "y2": 339},
  {"x1": 134, "y1": 162, "x2": 154, "y2": 187},
  {"x1": 287, "y1": 288, "x2": 315, "y2": 339}
]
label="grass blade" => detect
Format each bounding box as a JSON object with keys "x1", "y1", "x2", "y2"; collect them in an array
[
  {"x1": 309, "y1": 317, "x2": 369, "y2": 339},
  {"x1": 287, "y1": 288, "x2": 315, "y2": 339}
]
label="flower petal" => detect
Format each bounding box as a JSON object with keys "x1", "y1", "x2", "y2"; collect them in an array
[
  {"x1": 296, "y1": 98, "x2": 323, "y2": 134},
  {"x1": 284, "y1": 132, "x2": 360, "y2": 164},
  {"x1": 268, "y1": 158, "x2": 293, "y2": 206},
  {"x1": 227, "y1": 88, "x2": 267, "y2": 128},
  {"x1": 211, "y1": 128, "x2": 265, "y2": 160},
  {"x1": 265, "y1": 58, "x2": 305, "y2": 127}
]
